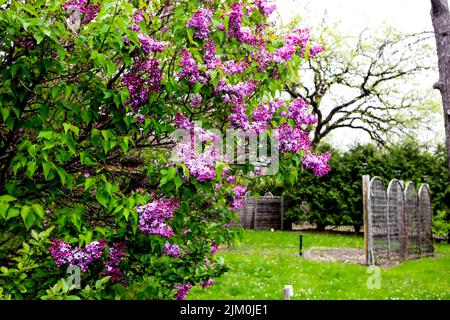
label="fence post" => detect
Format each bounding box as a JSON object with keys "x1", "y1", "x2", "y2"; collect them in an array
[
  {"x1": 362, "y1": 175, "x2": 370, "y2": 265},
  {"x1": 283, "y1": 285, "x2": 293, "y2": 300}
]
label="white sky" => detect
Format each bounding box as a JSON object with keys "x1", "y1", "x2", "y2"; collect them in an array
[{"x1": 273, "y1": 0, "x2": 445, "y2": 149}]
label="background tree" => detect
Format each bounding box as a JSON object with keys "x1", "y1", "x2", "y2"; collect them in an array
[
  {"x1": 431, "y1": 0, "x2": 450, "y2": 178},
  {"x1": 285, "y1": 23, "x2": 436, "y2": 146},
  {"x1": 257, "y1": 139, "x2": 450, "y2": 236}
]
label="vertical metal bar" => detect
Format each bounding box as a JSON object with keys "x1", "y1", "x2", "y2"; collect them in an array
[
  {"x1": 362, "y1": 175, "x2": 370, "y2": 265},
  {"x1": 299, "y1": 235, "x2": 303, "y2": 256}
]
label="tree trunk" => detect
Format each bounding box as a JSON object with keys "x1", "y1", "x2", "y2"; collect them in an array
[{"x1": 431, "y1": 0, "x2": 450, "y2": 179}]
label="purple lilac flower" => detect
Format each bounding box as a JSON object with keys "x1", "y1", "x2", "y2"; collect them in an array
[
  {"x1": 175, "y1": 283, "x2": 193, "y2": 300},
  {"x1": 254, "y1": 167, "x2": 266, "y2": 176},
  {"x1": 221, "y1": 60, "x2": 248, "y2": 75},
  {"x1": 255, "y1": 0, "x2": 276, "y2": 17},
  {"x1": 62, "y1": 0, "x2": 100, "y2": 25},
  {"x1": 281, "y1": 98, "x2": 317, "y2": 126},
  {"x1": 178, "y1": 49, "x2": 207, "y2": 84},
  {"x1": 252, "y1": 99, "x2": 285, "y2": 122},
  {"x1": 136, "y1": 199, "x2": 179, "y2": 237},
  {"x1": 172, "y1": 113, "x2": 225, "y2": 182},
  {"x1": 228, "y1": 184, "x2": 247, "y2": 210},
  {"x1": 309, "y1": 45, "x2": 324, "y2": 57},
  {"x1": 275, "y1": 28, "x2": 311, "y2": 62},
  {"x1": 190, "y1": 94, "x2": 203, "y2": 108},
  {"x1": 275, "y1": 122, "x2": 311, "y2": 154},
  {"x1": 250, "y1": 44, "x2": 274, "y2": 71},
  {"x1": 203, "y1": 39, "x2": 216, "y2": 63},
  {"x1": 302, "y1": 152, "x2": 332, "y2": 176},
  {"x1": 138, "y1": 34, "x2": 165, "y2": 54},
  {"x1": 49, "y1": 239, "x2": 108, "y2": 272},
  {"x1": 227, "y1": 3, "x2": 258, "y2": 45},
  {"x1": 200, "y1": 279, "x2": 216, "y2": 287},
  {"x1": 174, "y1": 113, "x2": 194, "y2": 130},
  {"x1": 210, "y1": 241, "x2": 218, "y2": 255},
  {"x1": 186, "y1": 7, "x2": 213, "y2": 40},
  {"x1": 162, "y1": 242, "x2": 181, "y2": 258},
  {"x1": 131, "y1": 9, "x2": 145, "y2": 31},
  {"x1": 49, "y1": 239, "x2": 73, "y2": 267},
  {"x1": 123, "y1": 58, "x2": 162, "y2": 112},
  {"x1": 103, "y1": 242, "x2": 127, "y2": 281}
]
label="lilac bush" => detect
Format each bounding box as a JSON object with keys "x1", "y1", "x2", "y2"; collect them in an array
[{"x1": 0, "y1": 0, "x2": 329, "y2": 299}]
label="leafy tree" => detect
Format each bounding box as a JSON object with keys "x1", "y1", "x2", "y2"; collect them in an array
[
  {"x1": 285, "y1": 23, "x2": 436, "y2": 146},
  {"x1": 0, "y1": 0, "x2": 330, "y2": 299}
]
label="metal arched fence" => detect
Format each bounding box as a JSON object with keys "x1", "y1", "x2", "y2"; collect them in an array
[{"x1": 364, "y1": 176, "x2": 433, "y2": 265}]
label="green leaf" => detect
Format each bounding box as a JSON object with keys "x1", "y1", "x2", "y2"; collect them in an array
[
  {"x1": 6, "y1": 208, "x2": 19, "y2": 220},
  {"x1": 175, "y1": 175, "x2": 183, "y2": 191},
  {"x1": 38, "y1": 130, "x2": 53, "y2": 140},
  {"x1": 42, "y1": 162, "x2": 50, "y2": 179},
  {"x1": 85, "y1": 177, "x2": 96, "y2": 190},
  {"x1": 0, "y1": 202, "x2": 9, "y2": 219},
  {"x1": 26, "y1": 161, "x2": 37, "y2": 177},
  {"x1": 32, "y1": 204, "x2": 45, "y2": 219},
  {"x1": 123, "y1": 208, "x2": 130, "y2": 221},
  {"x1": 21, "y1": 205, "x2": 35, "y2": 229},
  {"x1": 0, "y1": 195, "x2": 17, "y2": 202},
  {"x1": 61, "y1": 278, "x2": 69, "y2": 293},
  {"x1": 95, "y1": 190, "x2": 109, "y2": 209},
  {"x1": 56, "y1": 167, "x2": 67, "y2": 185},
  {"x1": 168, "y1": 166, "x2": 177, "y2": 180},
  {"x1": 1, "y1": 108, "x2": 10, "y2": 121}
]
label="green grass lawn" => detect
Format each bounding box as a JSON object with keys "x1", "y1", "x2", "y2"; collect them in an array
[{"x1": 188, "y1": 230, "x2": 450, "y2": 300}]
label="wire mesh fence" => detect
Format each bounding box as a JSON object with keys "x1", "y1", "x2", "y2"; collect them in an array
[{"x1": 365, "y1": 176, "x2": 434, "y2": 265}]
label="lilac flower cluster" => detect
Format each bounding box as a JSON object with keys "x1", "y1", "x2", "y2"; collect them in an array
[
  {"x1": 172, "y1": 113, "x2": 225, "y2": 182},
  {"x1": 275, "y1": 28, "x2": 310, "y2": 62},
  {"x1": 62, "y1": 0, "x2": 100, "y2": 25},
  {"x1": 228, "y1": 3, "x2": 258, "y2": 45},
  {"x1": 131, "y1": 9, "x2": 145, "y2": 31},
  {"x1": 210, "y1": 241, "x2": 218, "y2": 255},
  {"x1": 187, "y1": 7, "x2": 213, "y2": 40},
  {"x1": 255, "y1": 0, "x2": 277, "y2": 17},
  {"x1": 190, "y1": 94, "x2": 203, "y2": 108},
  {"x1": 228, "y1": 184, "x2": 247, "y2": 210},
  {"x1": 162, "y1": 242, "x2": 181, "y2": 258},
  {"x1": 49, "y1": 239, "x2": 107, "y2": 272},
  {"x1": 203, "y1": 40, "x2": 217, "y2": 66},
  {"x1": 136, "y1": 198, "x2": 180, "y2": 238},
  {"x1": 179, "y1": 49, "x2": 208, "y2": 84},
  {"x1": 123, "y1": 58, "x2": 162, "y2": 112},
  {"x1": 216, "y1": 79, "x2": 257, "y2": 105},
  {"x1": 174, "y1": 113, "x2": 194, "y2": 130},
  {"x1": 309, "y1": 45, "x2": 324, "y2": 57},
  {"x1": 253, "y1": 99, "x2": 286, "y2": 122},
  {"x1": 138, "y1": 34, "x2": 165, "y2": 55},
  {"x1": 200, "y1": 279, "x2": 216, "y2": 287},
  {"x1": 302, "y1": 152, "x2": 332, "y2": 176},
  {"x1": 175, "y1": 283, "x2": 193, "y2": 300},
  {"x1": 221, "y1": 60, "x2": 248, "y2": 75},
  {"x1": 275, "y1": 122, "x2": 311, "y2": 154},
  {"x1": 103, "y1": 242, "x2": 127, "y2": 281},
  {"x1": 251, "y1": 44, "x2": 275, "y2": 72},
  {"x1": 281, "y1": 98, "x2": 317, "y2": 125}
]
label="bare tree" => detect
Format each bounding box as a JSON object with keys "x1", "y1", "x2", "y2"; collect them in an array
[
  {"x1": 431, "y1": 0, "x2": 450, "y2": 178},
  {"x1": 285, "y1": 24, "x2": 435, "y2": 146}
]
